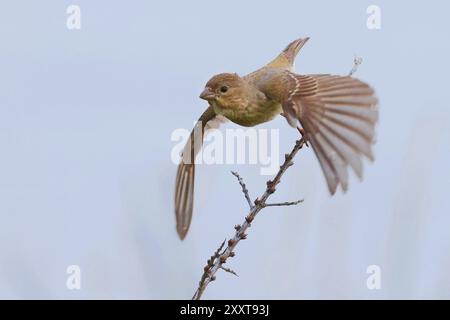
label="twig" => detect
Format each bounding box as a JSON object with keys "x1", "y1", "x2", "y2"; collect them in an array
[
  {"x1": 348, "y1": 56, "x2": 363, "y2": 76},
  {"x1": 192, "y1": 138, "x2": 306, "y2": 300},
  {"x1": 220, "y1": 266, "x2": 238, "y2": 277},
  {"x1": 262, "y1": 200, "x2": 303, "y2": 207},
  {"x1": 192, "y1": 239, "x2": 226, "y2": 300},
  {"x1": 231, "y1": 171, "x2": 254, "y2": 209}
]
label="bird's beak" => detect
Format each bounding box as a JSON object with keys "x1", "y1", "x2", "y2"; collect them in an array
[{"x1": 199, "y1": 87, "x2": 215, "y2": 100}]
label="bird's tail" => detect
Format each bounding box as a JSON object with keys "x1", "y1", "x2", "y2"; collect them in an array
[{"x1": 267, "y1": 37, "x2": 310, "y2": 69}]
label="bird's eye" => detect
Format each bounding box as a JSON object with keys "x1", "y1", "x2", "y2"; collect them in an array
[{"x1": 220, "y1": 86, "x2": 228, "y2": 93}]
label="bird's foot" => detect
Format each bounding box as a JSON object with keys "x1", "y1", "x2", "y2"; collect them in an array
[{"x1": 297, "y1": 127, "x2": 309, "y2": 147}]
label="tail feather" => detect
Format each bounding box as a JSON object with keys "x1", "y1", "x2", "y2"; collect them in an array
[{"x1": 267, "y1": 37, "x2": 310, "y2": 69}]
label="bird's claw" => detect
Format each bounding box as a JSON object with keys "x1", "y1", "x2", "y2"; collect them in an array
[{"x1": 297, "y1": 127, "x2": 309, "y2": 147}]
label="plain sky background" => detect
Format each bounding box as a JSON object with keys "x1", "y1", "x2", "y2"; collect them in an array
[{"x1": 0, "y1": 1, "x2": 449, "y2": 299}]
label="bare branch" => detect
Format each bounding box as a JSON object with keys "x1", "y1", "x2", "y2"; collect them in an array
[
  {"x1": 263, "y1": 199, "x2": 304, "y2": 207},
  {"x1": 192, "y1": 138, "x2": 306, "y2": 300},
  {"x1": 348, "y1": 56, "x2": 363, "y2": 76},
  {"x1": 231, "y1": 171, "x2": 254, "y2": 209},
  {"x1": 192, "y1": 239, "x2": 226, "y2": 300},
  {"x1": 220, "y1": 266, "x2": 238, "y2": 277}
]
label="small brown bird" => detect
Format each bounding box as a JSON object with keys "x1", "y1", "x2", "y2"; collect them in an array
[{"x1": 175, "y1": 37, "x2": 378, "y2": 239}]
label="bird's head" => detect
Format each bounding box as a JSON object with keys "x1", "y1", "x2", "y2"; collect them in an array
[{"x1": 200, "y1": 73, "x2": 248, "y2": 109}]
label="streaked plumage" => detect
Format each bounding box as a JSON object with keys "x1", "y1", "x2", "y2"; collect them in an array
[{"x1": 175, "y1": 37, "x2": 378, "y2": 239}]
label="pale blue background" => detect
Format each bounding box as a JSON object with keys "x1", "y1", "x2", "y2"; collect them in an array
[{"x1": 0, "y1": 1, "x2": 449, "y2": 299}]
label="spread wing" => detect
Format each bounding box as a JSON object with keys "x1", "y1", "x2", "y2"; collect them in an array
[
  {"x1": 278, "y1": 72, "x2": 378, "y2": 194},
  {"x1": 175, "y1": 106, "x2": 227, "y2": 239}
]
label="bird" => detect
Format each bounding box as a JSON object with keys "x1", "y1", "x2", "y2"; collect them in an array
[{"x1": 175, "y1": 37, "x2": 378, "y2": 240}]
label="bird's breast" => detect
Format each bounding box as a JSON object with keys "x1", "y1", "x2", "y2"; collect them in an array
[{"x1": 213, "y1": 100, "x2": 282, "y2": 127}]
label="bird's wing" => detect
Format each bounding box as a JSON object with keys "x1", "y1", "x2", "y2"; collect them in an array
[
  {"x1": 278, "y1": 72, "x2": 378, "y2": 194},
  {"x1": 175, "y1": 106, "x2": 227, "y2": 239}
]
